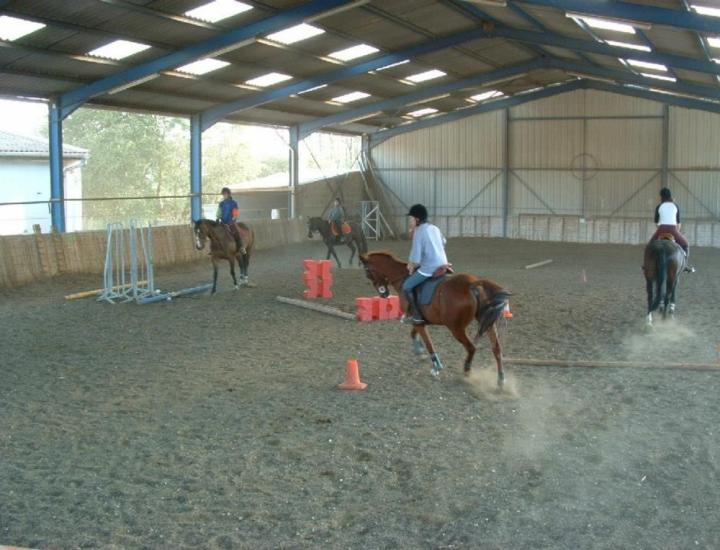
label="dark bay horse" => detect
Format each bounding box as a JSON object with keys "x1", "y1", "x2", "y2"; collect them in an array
[
  {"x1": 360, "y1": 251, "x2": 511, "y2": 387},
  {"x1": 194, "y1": 219, "x2": 255, "y2": 294},
  {"x1": 643, "y1": 237, "x2": 686, "y2": 326},
  {"x1": 307, "y1": 217, "x2": 368, "y2": 268}
]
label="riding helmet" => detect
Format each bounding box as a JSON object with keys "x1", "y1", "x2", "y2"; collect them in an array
[
  {"x1": 407, "y1": 204, "x2": 428, "y2": 222},
  {"x1": 660, "y1": 187, "x2": 672, "y2": 201},
  {"x1": 221, "y1": 187, "x2": 231, "y2": 195}
]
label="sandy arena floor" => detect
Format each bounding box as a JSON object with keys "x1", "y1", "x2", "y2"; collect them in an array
[{"x1": 1, "y1": 237, "x2": 719, "y2": 549}]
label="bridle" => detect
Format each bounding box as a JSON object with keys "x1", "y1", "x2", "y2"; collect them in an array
[{"x1": 363, "y1": 261, "x2": 406, "y2": 298}]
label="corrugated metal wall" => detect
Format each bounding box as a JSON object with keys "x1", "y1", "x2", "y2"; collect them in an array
[{"x1": 371, "y1": 89, "x2": 720, "y2": 245}]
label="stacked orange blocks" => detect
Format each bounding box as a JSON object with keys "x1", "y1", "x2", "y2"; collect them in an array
[
  {"x1": 303, "y1": 259, "x2": 333, "y2": 299},
  {"x1": 355, "y1": 296, "x2": 402, "y2": 322}
]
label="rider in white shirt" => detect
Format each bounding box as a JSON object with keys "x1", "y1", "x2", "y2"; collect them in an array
[
  {"x1": 403, "y1": 204, "x2": 449, "y2": 324},
  {"x1": 650, "y1": 187, "x2": 694, "y2": 273}
]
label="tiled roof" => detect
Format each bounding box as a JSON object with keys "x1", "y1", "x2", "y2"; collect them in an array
[{"x1": 0, "y1": 130, "x2": 88, "y2": 159}]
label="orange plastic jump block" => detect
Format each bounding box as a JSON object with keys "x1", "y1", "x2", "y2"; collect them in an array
[
  {"x1": 356, "y1": 295, "x2": 403, "y2": 321},
  {"x1": 303, "y1": 259, "x2": 333, "y2": 299}
]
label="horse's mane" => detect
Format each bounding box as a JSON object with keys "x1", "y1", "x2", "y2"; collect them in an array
[
  {"x1": 365, "y1": 250, "x2": 404, "y2": 263},
  {"x1": 196, "y1": 218, "x2": 219, "y2": 226}
]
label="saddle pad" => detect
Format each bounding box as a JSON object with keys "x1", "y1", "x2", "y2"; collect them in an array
[
  {"x1": 331, "y1": 222, "x2": 352, "y2": 236},
  {"x1": 657, "y1": 233, "x2": 675, "y2": 242},
  {"x1": 416, "y1": 275, "x2": 448, "y2": 306}
]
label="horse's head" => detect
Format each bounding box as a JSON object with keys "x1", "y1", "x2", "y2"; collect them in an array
[
  {"x1": 307, "y1": 217, "x2": 322, "y2": 239},
  {"x1": 360, "y1": 252, "x2": 405, "y2": 298},
  {"x1": 193, "y1": 219, "x2": 211, "y2": 250}
]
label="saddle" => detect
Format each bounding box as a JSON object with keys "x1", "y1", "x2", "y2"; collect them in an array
[
  {"x1": 657, "y1": 232, "x2": 675, "y2": 242},
  {"x1": 414, "y1": 265, "x2": 454, "y2": 306},
  {"x1": 331, "y1": 222, "x2": 352, "y2": 237}
]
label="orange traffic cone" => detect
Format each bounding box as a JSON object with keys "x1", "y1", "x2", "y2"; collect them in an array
[
  {"x1": 502, "y1": 302, "x2": 513, "y2": 319},
  {"x1": 337, "y1": 359, "x2": 367, "y2": 390}
]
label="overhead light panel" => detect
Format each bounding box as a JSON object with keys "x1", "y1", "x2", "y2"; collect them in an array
[
  {"x1": 692, "y1": 5, "x2": 720, "y2": 17},
  {"x1": 641, "y1": 73, "x2": 677, "y2": 82},
  {"x1": 708, "y1": 36, "x2": 720, "y2": 48},
  {"x1": 88, "y1": 40, "x2": 151, "y2": 60},
  {"x1": 605, "y1": 40, "x2": 651, "y2": 52},
  {"x1": 468, "y1": 90, "x2": 504, "y2": 102},
  {"x1": 374, "y1": 59, "x2": 410, "y2": 71},
  {"x1": 266, "y1": 23, "x2": 325, "y2": 45},
  {"x1": 177, "y1": 58, "x2": 231, "y2": 75},
  {"x1": 567, "y1": 12, "x2": 650, "y2": 34},
  {"x1": 185, "y1": 0, "x2": 252, "y2": 23},
  {"x1": 0, "y1": 15, "x2": 45, "y2": 41},
  {"x1": 405, "y1": 69, "x2": 447, "y2": 83},
  {"x1": 407, "y1": 107, "x2": 438, "y2": 117},
  {"x1": 245, "y1": 72, "x2": 292, "y2": 87},
  {"x1": 626, "y1": 59, "x2": 668, "y2": 72},
  {"x1": 297, "y1": 84, "x2": 328, "y2": 95},
  {"x1": 328, "y1": 43, "x2": 379, "y2": 62},
  {"x1": 330, "y1": 91, "x2": 370, "y2": 104}
]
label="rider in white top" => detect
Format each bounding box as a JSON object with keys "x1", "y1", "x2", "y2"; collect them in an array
[{"x1": 650, "y1": 187, "x2": 694, "y2": 273}]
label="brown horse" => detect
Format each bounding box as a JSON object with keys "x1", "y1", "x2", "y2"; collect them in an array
[
  {"x1": 194, "y1": 219, "x2": 255, "y2": 294},
  {"x1": 360, "y1": 251, "x2": 511, "y2": 386},
  {"x1": 307, "y1": 217, "x2": 368, "y2": 268},
  {"x1": 643, "y1": 237, "x2": 686, "y2": 326}
]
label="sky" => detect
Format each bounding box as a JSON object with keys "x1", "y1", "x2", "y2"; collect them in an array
[{"x1": 0, "y1": 98, "x2": 48, "y2": 138}]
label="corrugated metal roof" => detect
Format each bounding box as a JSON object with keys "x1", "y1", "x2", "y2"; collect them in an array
[
  {"x1": 0, "y1": 0, "x2": 716, "y2": 135},
  {"x1": 0, "y1": 129, "x2": 88, "y2": 158}
]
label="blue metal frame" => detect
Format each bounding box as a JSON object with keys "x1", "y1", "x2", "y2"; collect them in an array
[
  {"x1": 49, "y1": 102, "x2": 65, "y2": 232},
  {"x1": 288, "y1": 126, "x2": 300, "y2": 218},
  {"x1": 491, "y1": 25, "x2": 720, "y2": 77},
  {"x1": 298, "y1": 59, "x2": 547, "y2": 139},
  {"x1": 57, "y1": 0, "x2": 356, "y2": 118},
  {"x1": 199, "y1": 25, "x2": 509, "y2": 130},
  {"x1": 517, "y1": 0, "x2": 720, "y2": 34},
  {"x1": 368, "y1": 80, "x2": 587, "y2": 148},
  {"x1": 190, "y1": 114, "x2": 202, "y2": 221},
  {"x1": 585, "y1": 81, "x2": 720, "y2": 115},
  {"x1": 547, "y1": 58, "x2": 720, "y2": 100}
]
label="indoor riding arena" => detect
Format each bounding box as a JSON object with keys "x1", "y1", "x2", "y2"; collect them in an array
[{"x1": 1, "y1": 1, "x2": 720, "y2": 549}]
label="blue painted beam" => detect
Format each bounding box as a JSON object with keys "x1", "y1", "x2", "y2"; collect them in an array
[
  {"x1": 517, "y1": 0, "x2": 720, "y2": 34},
  {"x1": 585, "y1": 81, "x2": 720, "y2": 115},
  {"x1": 368, "y1": 80, "x2": 587, "y2": 148},
  {"x1": 547, "y1": 58, "x2": 720, "y2": 100},
  {"x1": 298, "y1": 58, "x2": 548, "y2": 139},
  {"x1": 58, "y1": 0, "x2": 357, "y2": 119},
  {"x1": 49, "y1": 103, "x2": 65, "y2": 232},
  {"x1": 190, "y1": 115, "x2": 202, "y2": 221},
  {"x1": 491, "y1": 25, "x2": 720, "y2": 77},
  {"x1": 200, "y1": 25, "x2": 505, "y2": 130}
]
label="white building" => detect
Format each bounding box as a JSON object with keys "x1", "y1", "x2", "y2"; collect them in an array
[{"x1": 0, "y1": 130, "x2": 88, "y2": 235}]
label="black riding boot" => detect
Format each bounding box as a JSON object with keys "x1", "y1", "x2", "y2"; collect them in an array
[
  {"x1": 403, "y1": 289, "x2": 424, "y2": 325},
  {"x1": 682, "y1": 247, "x2": 696, "y2": 273}
]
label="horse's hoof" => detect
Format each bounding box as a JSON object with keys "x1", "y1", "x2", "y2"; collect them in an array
[
  {"x1": 234, "y1": 285, "x2": 239, "y2": 290},
  {"x1": 430, "y1": 368, "x2": 441, "y2": 378}
]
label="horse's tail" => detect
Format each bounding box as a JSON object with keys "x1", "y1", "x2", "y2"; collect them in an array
[
  {"x1": 471, "y1": 281, "x2": 511, "y2": 337},
  {"x1": 651, "y1": 243, "x2": 668, "y2": 311}
]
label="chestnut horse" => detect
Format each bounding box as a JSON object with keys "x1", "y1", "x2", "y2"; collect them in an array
[
  {"x1": 193, "y1": 219, "x2": 255, "y2": 294},
  {"x1": 360, "y1": 251, "x2": 511, "y2": 387}
]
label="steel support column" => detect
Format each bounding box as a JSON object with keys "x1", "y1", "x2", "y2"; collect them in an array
[
  {"x1": 49, "y1": 102, "x2": 65, "y2": 232},
  {"x1": 502, "y1": 108, "x2": 510, "y2": 238},
  {"x1": 661, "y1": 104, "x2": 669, "y2": 189},
  {"x1": 289, "y1": 126, "x2": 300, "y2": 219},
  {"x1": 190, "y1": 114, "x2": 202, "y2": 221}
]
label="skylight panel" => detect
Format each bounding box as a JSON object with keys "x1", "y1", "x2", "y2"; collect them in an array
[
  {"x1": 88, "y1": 40, "x2": 151, "y2": 60},
  {"x1": 708, "y1": 37, "x2": 720, "y2": 48},
  {"x1": 266, "y1": 23, "x2": 325, "y2": 45},
  {"x1": 297, "y1": 84, "x2": 328, "y2": 94},
  {"x1": 185, "y1": 0, "x2": 252, "y2": 23},
  {"x1": 469, "y1": 90, "x2": 504, "y2": 102},
  {"x1": 405, "y1": 69, "x2": 447, "y2": 83},
  {"x1": 692, "y1": 5, "x2": 720, "y2": 17},
  {"x1": 177, "y1": 58, "x2": 230, "y2": 75},
  {"x1": 568, "y1": 14, "x2": 636, "y2": 34},
  {"x1": 0, "y1": 16, "x2": 45, "y2": 41},
  {"x1": 605, "y1": 40, "x2": 651, "y2": 52},
  {"x1": 626, "y1": 59, "x2": 668, "y2": 72},
  {"x1": 375, "y1": 59, "x2": 410, "y2": 71},
  {"x1": 245, "y1": 72, "x2": 292, "y2": 87},
  {"x1": 407, "y1": 107, "x2": 438, "y2": 117},
  {"x1": 328, "y1": 44, "x2": 379, "y2": 62},
  {"x1": 331, "y1": 91, "x2": 370, "y2": 104},
  {"x1": 641, "y1": 73, "x2": 677, "y2": 82}
]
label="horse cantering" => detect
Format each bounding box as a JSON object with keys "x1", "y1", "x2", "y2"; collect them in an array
[
  {"x1": 360, "y1": 251, "x2": 511, "y2": 387},
  {"x1": 194, "y1": 219, "x2": 255, "y2": 294}
]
